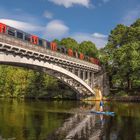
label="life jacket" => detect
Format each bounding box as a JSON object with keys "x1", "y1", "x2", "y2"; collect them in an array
[{"x1": 100, "y1": 101, "x2": 104, "y2": 107}]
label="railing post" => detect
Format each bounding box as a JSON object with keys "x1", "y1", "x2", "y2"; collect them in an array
[
  {"x1": 78, "y1": 69, "x2": 81, "y2": 78},
  {"x1": 91, "y1": 72, "x2": 94, "y2": 89},
  {"x1": 83, "y1": 70, "x2": 86, "y2": 81},
  {"x1": 87, "y1": 71, "x2": 90, "y2": 86},
  {"x1": 72, "y1": 68, "x2": 75, "y2": 74}
]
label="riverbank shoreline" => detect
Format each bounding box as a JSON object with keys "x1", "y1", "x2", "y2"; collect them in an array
[
  {"x1": 1, "y1": 95, "x2": 140, "y2": 102},
  {"x1": 104, "y1": 96, "x2": 140, "y2": 102}
]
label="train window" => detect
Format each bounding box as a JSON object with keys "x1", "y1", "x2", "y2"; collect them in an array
[
  {"x1": 25, "y1": 35, "x2": 30, "y2": 42},
  {"x1": 57, "y1": 46, "x2": 61, "y2": 52},
  {"x1": 46, "y1": 41, "x2": 51, "y2": 49},
  {"x1": 8, "y1": 29, "x2": 15, "y2": 36},
  {"x1": 38, "y1": 39, "x2": 43, "y2": 46},
  {"x1": 61, "y1": 47, "x2": 65, "y2": 53},
  {"x1": 17, "y1": 31, "x2": 23, "y2": 39}
]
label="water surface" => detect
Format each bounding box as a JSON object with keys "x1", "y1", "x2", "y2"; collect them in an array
[{"x1": 0, "y1": 99, "x2": 140, "y2": 140}]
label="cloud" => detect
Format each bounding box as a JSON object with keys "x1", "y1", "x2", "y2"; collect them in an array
[
  {"x1": 43, "y1": 20, "x2": 69, "y2": 39},
  {"x1": 0, "y1": 19, "x2": 44, "y2": 32},
  {"x1": 43, "y1": 10, "x2": 53, "y2": 19},
  {"x1": 92, "y1": 32, "x2": 107, "y2": 39},
  {"x1": 0, "y1": 18, "x2": 107, "y2": 48},
  {"x1": 48, "y1": 0, "x2": 91, "y2": 8},
  {"x1": 71, "y1": 32, "x2": 108, "y2": 48},
  {"x1": 0, "y1": 18, "x2": 69, "y2": 40},
  {"x1": 0, "y1": 7, "x2": 107, "y2": 47},
  {"x1": 122, "y1": 6, "x2": 140, "y2": 25},
  {"x1": 0, "y1": 7, "x2": 42, "y2": 25}
]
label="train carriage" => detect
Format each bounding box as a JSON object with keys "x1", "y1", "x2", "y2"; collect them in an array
[{"x1": 0, "y1": 22, "x2": 100, "y2": 66}]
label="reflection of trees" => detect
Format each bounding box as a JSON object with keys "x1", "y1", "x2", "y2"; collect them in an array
[
  {"x1": 0, "y1": 99, "x2": 75, "y2": 140},
  {"x1": 103, "y1": 116, "x2": 136, "y2": 140},
  {"x1": 102, "y1": 102, "x2": 139, "y2": 140}
]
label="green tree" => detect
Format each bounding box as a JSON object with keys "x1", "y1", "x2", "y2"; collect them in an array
[
  {"x1": 115, "y1": 42, "x2": 140, "y2": 89},
  {"x1": 131, "y1": 18, "x2": 140, "y2": 28},
  {"x1": 60, "y1": 37, "x2": 79, "y2": 51},
  {"x1": 102, "y1": 18, "x2": 140, "y2": 90},
  {"x1": 79, "y1": 41, "x2": 98, "y2": 57},
  {"x1": 108, "y1": 24, "x2": 127, "y2": 48}
]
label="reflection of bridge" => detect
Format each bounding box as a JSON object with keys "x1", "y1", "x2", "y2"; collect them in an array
[
  {"x1": 0, "y1": 34, "x2": 101, "y2": 98},
  {"x1": 48, "y1": 107, "x2": 103, "y2": 139}
]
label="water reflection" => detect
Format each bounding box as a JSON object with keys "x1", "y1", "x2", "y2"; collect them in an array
[
  {"x1": 46, "y1": 103, "x2": 104, "y2": 140},
  {"x1": 102, "y1": 102, "x2": 140, "y2": 140},
  {"x1": 0, "y1": 99, "x2": 74, "y2": 140},
  {"x1": 0, "y1": 99, "x2": 104, "y2": 140},
  {"x1": 0, "y1": 99, "x2": 140, "y2": 140}
]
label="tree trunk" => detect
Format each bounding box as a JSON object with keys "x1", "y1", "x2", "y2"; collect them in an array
[
  {"x1": 127, "y1": 73, "x2": 132, "y2": 90},
  {"x1": 109, "y1": 75, "x2": 113, "y2": 88}
]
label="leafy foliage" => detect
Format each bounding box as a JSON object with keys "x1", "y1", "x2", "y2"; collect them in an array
[
  {"x1": 100, "y1": 18, "x2": 140, "y2": 90},
  {"x1": 79, "y1": 41, "x2": 98, "y2": 58},
  {"x1": 60, "y1": 37, "x2": 79, "y2": 51}
]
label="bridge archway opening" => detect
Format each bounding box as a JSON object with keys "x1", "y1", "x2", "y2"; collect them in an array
[{"x1": 0, "y1": 63, "x2": 83, "y2": 99}]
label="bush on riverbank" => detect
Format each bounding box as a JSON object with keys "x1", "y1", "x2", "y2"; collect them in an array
[{"x1": 0, "y1": 65, "x2": 77, "y2": 99}]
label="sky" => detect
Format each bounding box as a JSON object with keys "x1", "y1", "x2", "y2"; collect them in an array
[{"x1": 0, "y1": 0, "x2": 140, "y2": 48}]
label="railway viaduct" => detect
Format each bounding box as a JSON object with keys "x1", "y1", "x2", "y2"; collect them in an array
[{"x1": 0, "y1": 34, "x2": 105, "y2": 99}]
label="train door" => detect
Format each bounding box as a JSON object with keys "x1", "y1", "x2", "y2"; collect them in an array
[
  {"x1": 31, "y1": 35, "x2": 38, "y2": 45},
  {"x1": 0, "y1": 23, "x2": 6, "y2": 33}
]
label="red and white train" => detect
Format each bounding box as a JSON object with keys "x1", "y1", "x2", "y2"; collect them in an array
[{"x1": 0, "y1": 22, "x2": 100, "y2": 65}]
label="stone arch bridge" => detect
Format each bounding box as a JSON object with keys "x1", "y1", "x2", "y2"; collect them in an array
[{"x1": 0, "y1": 34, "x2": 101, "y2": 99}]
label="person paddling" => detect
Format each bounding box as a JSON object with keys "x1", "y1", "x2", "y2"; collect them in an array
[{"x1": 99, "y1": 98, "x2": 104, "y2": 112}]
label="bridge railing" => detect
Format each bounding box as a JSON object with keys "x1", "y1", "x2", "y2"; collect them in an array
[{"x1": 0, "y1": 33, "x2": 100, "y2": 70}]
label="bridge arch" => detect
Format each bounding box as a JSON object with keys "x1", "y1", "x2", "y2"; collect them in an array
[{"x1": 0, "y1": 52, "x2": 95, "y2": 99}]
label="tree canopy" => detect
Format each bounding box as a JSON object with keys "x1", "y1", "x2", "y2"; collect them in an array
[
  {"x1": 100, "y1": 18, "x2": 140, "y2": 90},
  {"x1": 79, "y1": 41, "x2": 98, "y2": 58},
  {"x1": 60, "y1": 37, "x2": 79, "y2": 51}
]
